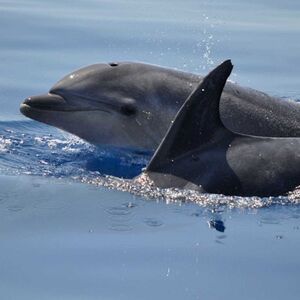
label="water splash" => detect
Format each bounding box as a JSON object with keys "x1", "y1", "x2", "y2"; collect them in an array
[
  {"x1": 1, "y1": 120, "x2": 300, "y2": 209},
  {"x1": 0, "y1": 120, "x2": 149, "y2": 178},
  {"x1": 191, "y1": 13, "x2": 219, "y2": 73},
  {"x1": 81, "y1": 173, "x2": 300, "y2": 209}
]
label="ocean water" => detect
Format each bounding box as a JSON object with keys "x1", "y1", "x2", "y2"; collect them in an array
[{"x1": 0, "y1": 0, "x2": 300, "y2": 299}]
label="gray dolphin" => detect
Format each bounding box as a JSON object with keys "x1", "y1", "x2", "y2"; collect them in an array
[
  {"x1": 20, "y1": 62, "x2": 300, "y2": 151},
  {"x1": 144, "y1": 60, "x2": 300, "y2": 197}
]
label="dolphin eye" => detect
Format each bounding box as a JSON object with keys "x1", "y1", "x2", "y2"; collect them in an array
[
  {"x1": 120, "y1": 104, "x2": 136, "y2": 116},
  {"x1": 109, "y1": 62, "x2": 118, "y2": 67}
]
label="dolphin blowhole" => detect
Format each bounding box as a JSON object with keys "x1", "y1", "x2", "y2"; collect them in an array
[{"x1": 20, "y1": 61, "x2": 300, "y2": 150}]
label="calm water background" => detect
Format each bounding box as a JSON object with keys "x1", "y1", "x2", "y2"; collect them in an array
[{"x1": 0, "y1": 0, "x2": 300, "y2": 299}]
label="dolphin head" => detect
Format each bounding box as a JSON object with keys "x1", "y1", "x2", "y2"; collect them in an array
[{"x1": 20, "y1": 62, "x2": 181, "y2": 151}]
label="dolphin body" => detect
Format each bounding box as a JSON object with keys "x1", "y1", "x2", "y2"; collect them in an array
[
  {"x1": 21, "y1": 62, "x2": 300, "y2": 152},
  {"x1": 143, "y1": 60, "x2": 300, "y2": 197}
]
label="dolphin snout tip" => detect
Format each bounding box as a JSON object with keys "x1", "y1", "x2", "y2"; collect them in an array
[
  {"x1": 22, "y1": 96, "x2": 33, "y2": 106},
  {"x1": 20, "y1": 96, "x2": 34, "y2": 115},
  {"x1": 20, "y1": 93, "x2": 67, "y2": 114},
  {"x1": 20, "y1": 102, "x2": 29, "y2": 116}
]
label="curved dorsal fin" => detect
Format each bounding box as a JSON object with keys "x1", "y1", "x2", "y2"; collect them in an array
[{"x1": 147, "y1": 60, "x2": 233, "y2": 171}]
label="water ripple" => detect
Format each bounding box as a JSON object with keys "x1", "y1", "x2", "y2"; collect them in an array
[{"x1": 1, "y1": 120, "x2": 300, "y2": 209}]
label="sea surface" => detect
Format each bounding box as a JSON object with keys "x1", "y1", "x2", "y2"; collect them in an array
[{"x1": 0, "y1": 0, "x2": 300, "y2": 299}]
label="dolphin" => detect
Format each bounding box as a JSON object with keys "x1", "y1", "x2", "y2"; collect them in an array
[
  {"x1": 143, "y1": 60, "x2": 300, "y2": 197},
  {"x1": 20, "y1": 62, "x2": 300, "y2": 151}
]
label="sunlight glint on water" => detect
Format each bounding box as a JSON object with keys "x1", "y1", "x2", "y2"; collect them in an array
[{"x1": 0, "y1": 1, "x2": 300, "y2": 299}]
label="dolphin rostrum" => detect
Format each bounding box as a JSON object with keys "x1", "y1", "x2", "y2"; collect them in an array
[
  {"x1": 20, "y1": 62, "x2": 300, "y2": 151},
  {"x1": 144, "y1": 60, "x2": 300, "y2": 197}
]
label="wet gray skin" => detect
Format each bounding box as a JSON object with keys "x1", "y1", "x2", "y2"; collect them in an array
[
  {"x1": 20, "y1": 62, "x2": 300, "y2": 151},
  {"x1": 145, "y1": 61, "x2": 300, "y2": 197}
]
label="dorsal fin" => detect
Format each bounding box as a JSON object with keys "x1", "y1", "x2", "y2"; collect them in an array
[{"x1": 147, "y1": 60, "x2": 233, "y2": 171}]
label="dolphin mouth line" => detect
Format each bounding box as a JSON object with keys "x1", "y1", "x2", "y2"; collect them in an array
[
  {"x1": 20, "y1": 103, "x2": 112, "y2": 114},
  {"x1": 21, "y1": 92, "x2": 112, "y2": 114}
]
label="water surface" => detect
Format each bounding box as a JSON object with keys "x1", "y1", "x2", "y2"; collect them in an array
[{"x1": 0, "y1": 0, "x2": 299, "y2": 299}]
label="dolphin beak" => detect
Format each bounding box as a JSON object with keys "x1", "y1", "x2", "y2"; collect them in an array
[{"x1": 20, "y1": 93, "x2": 68, "y2": 115}]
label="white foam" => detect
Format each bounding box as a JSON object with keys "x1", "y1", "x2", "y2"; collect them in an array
[
  {"x1": 0, "y1": 136, "x2": 12, "y2": 153},
  {"x1": 80, "y1": 173, "x2": 300, "y2": 209}
]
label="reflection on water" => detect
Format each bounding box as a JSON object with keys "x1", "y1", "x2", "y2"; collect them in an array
[
  {"x1": 2, "y1": 120, "x2": 299, "y2": 208},
  {"x1": 0, "y1": 174, "x2": 299, "y2": 299},
  {"x1": 0, "y1": 0, "x2": 300, "y2": 299},
  {"x1": 208, "y1": 219, "x2": 226, "y2": 232}
]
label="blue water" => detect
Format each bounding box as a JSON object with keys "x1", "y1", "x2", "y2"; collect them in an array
[{"x1": 0, "y1": 0, "x2": 300, "y2": 299}]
